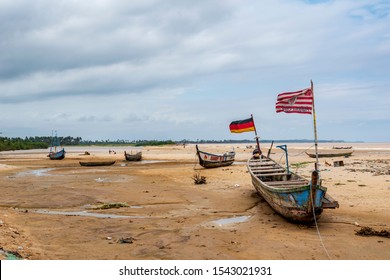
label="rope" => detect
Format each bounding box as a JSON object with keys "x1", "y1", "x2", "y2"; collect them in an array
[
  {"x1": 310, "y1": 178, "x2": 332, "y2": 260},
  {"x1": 276, "y1": 153, "x2": 284, "y2": 165},
  {"x1": 275, "y1": 144, "x2": 315, "y2": 168},
  {"x1": 288, "y1": 144, "x2": 315, "y2": 157},
  {"x1": 278, "y1": 143, "x2": 331, "y2": 258}
]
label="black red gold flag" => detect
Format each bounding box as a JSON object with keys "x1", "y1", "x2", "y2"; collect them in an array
[{"x1": 229, "y1": 117, "x2": 255, "y2": 133}]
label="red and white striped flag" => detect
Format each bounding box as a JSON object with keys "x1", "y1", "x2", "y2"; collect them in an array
[{"x1": 275, "y1": 88, "x2": 313, "y2": 114}]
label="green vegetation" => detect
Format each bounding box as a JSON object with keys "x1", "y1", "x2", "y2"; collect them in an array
[
  {"x1": 79, "y1": 139, "x2": 175, "y2": 146},
  {"x1": 133, "y1": 140, "x2": 175, "y2": 146},
  {"x1": 0, "y1": 135, "x2": 353, "y2": 152},
  {"x1": 0, "y1": 136, "x2": 176, "y2": 151},
  {"x1": 94, "y1": 202, "x2": 129, "y2": 209},
  {"x1": 0, "y1": 137, "x2": 48, "y2": 151},
  {"x1": 0, "y1": 136, "x2": 84, "y2": 151}
]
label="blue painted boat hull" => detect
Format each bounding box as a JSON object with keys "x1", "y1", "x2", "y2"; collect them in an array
[
  {"x1": 49, "y1": 148, "x2": 65, "y2": 160},
  {"x1": 248, "y1": 156, "x2": 338, "y2": 223}
]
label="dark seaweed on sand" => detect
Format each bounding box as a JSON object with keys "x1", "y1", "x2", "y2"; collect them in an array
[{"x1": 355, "y1": 226, "x2": 390, "y2": 238}]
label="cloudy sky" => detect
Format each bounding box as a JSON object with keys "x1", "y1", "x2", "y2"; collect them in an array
[{"x1": 1, "y1": 0, "x2": 389, "y2": 142}]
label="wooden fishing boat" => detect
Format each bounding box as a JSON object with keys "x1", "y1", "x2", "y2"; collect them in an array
[
  {"x1": 48, "y1": 131, "x2": 65, "y2": 160},
  {"x1": 195, "y1": 145, "x2": 235, "y2": 168},
  {"x1": 79, "y1": 161, "x2": 116, "y2": 167},
  {"x1": 248, "y1": 155, "x2": 339, "y2": 223},
  {"x1": 306, "y1": 150, "x2": 354, "y2": 158},
  {"x1": 124, "y1": 151, "x2": 142, "y2": 161},
  {"x1": 245, "y1": 81, "x2": 339, "y2": 223},
  {"x1": 49, "y1": 148, "x2": 65, "y2": 160},
  {"x1": 332, "y1": 146, "x2": 352, "y2": 149}
]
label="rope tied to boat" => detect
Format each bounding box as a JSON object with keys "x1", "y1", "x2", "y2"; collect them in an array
[
  {"x1": 310, "y1": 172, "x2": 332, "y2": 260},
  {"x1": 288, "y1": 144, "x2": 315, "y2": 157}
]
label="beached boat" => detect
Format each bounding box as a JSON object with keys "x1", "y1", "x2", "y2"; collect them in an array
[
  {"x1": 49, "y1": 148, "x2": 65, "y2": 160},
  {"x1": 247, "y1": 154, "x2": 339, "y2": 223},
  {"x1": 195, "y1": 145, "x2": 235, "y2": 168},
  {"x1": 79, "y1": 161, "x2": 116, "y2": 167},
  {"x1": 306, "y1": 150, "x2": 354, "y2": 158},
  {"x1": 48, "y1": 131, "x2": 65, "y2": 160},
  {"x1": 124, "y1": 151, "x2": 142, "y2": 161},
  {"x1": 245, "y1": 82, "x2": 340, "y2": 223},
  {"x1": 332, "y1": 146, "x2": 352, "y2": 149}
]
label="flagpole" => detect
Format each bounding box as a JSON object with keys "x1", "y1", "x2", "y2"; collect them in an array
[
  {"x1": 311, "y1": 80, "x2": 319, "y2": 171},
  {"x1": 251, "y1": 114, "x2": 262, "y2": 156}
]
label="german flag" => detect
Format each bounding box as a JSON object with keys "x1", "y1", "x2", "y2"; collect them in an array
[{"x1": 229, "y1": 117, "x2": 255, "y2": 133}]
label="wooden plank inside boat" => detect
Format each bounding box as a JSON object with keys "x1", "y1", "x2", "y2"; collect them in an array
[
  {"x1": 252, "y1": 168, "x2": 285, "y2": 173},
  {"x1": 256, "y1": 172, "x2": 290, "y2": 176},
  {"x1": 266, "y1": 180, "x2": 308, "y2": 186},
  {"x1": 250, "y1": 166, "x2": 282, "y2": 170},
  {"x1": 249, "y1": 162, "x2": 276, "y2": 167}
]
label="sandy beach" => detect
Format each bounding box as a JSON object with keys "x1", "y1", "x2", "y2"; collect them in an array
[{"x1": 0, "y1": 142, "x2": 389, "y2": 260}]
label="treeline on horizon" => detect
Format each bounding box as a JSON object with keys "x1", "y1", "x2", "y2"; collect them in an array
[
  {"x1": 0, "y1": 136, "x2": 81, "y2": 152},
  {"x1": 0, "y1": 136, "x2": 350, "y2": 152}
]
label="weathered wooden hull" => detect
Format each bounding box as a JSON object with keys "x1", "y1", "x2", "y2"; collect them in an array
[
  {"x1": 248, "y1": 156, "x2": 338, "y2": 223},
  {"x1": 196, "y1": 145, "x2": 235, "y2": 168},
  {"x1": 124, "y1": 151, "x2": 142, "y2": 161},
  {"x1": 79, "y1": 161, "x2": 116, "y2": 166},
  {"x1": 306, "y1": 150, "x2": 353, "y2": 158},
  {"x1": 49, "y1": 148, "x2": 65, "y2": 160}
]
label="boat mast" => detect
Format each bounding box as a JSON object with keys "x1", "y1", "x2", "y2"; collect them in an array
[
  {"x1": 311, "y1": 80, "x2": 319, "y2": 170},
  {"x1": 49, "y1": 130, "x2": 54, "y2": 153},
  {"x1": 251, "y1": 114, "x2": 261, "y2": 156}
]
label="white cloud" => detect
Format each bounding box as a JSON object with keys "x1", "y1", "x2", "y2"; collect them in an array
[{"x1": 1, "y1": 0, "x2": 389, "y2": 141}]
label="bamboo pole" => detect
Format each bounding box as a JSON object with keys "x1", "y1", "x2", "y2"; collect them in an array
[
  {"x1": 311, "y1": 80, "x2": 319, "y2": 171},
  {"x1": 251, "y1": 114, "x2": 262, "y2": 156}
]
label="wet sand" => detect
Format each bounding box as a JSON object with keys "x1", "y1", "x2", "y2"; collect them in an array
[{"x1": 0, "y1": 143, "x2": 389, "y2": 260}]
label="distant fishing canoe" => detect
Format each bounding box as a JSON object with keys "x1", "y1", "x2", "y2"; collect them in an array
[
  {"x1": 195, "y1": 145, "x2": 235, "y2": 168},
  {"x1": 248, "y1": 155, "x2": 339, "y2": 223},
  {"x1": 79, "y1": 161, "x2": 116, "y2": 167},
  {"x1": 49, "y1": 131, "x2": 65, "y2": 160},
  {"x1": 306, "y1": 150, "x2": 354, "y2": 158},
  {"x1": 332, "y1": 146, "x2": 353, "y2": 149},
  {"x1": 49, "y1": 148, "x2": 65, "y2": 160},
  {"x1": 124, "y1": 151, "x2": 142, "y2": 161}
]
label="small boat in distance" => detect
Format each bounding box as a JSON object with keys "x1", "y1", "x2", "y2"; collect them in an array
[
  {"x1": 306, "y1": 149, "x2": 354, "y2": 158},
  {"x1": 195, "y1": 145, "x2": 235, "y2": 168},
  {"x1": 332, "y1": 146, "x2": 353, "y2": 149},
  {"x1": 124, "y1": 151, "x2": 142, "y2": 161},
  {"x1": 48, "y1": 131, "x2": 65, "y2": 160},
  {"x1": 79, "y1": 161, "x2": 116, "y2": 167}
]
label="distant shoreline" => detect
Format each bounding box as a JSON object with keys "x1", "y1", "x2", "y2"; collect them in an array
[{"x1": 180, "y1": 139, "x2": 363, "y2": 144}]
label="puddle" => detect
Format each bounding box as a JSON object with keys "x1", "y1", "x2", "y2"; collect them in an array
[
  {"x1": 82, "y1": 204, "x2": 143, "y2": 209},
  {"x1": 95, "y1": 178, "x2": 106, "y2": 182},
  {"x1": 33, "y1": 209, "x2": 146, "y2": 219},
  {"x1": 16, "y1": 168, "x2": 56, "y2": 177},
  {"x1": 94, "y1": 176, "x2": 133, "y2": 183},
  {"x1": 70, "y1": 169, "x2": 110, "y2": 174},
  {"x1": 211, "y1": 215, "x2": 251, "y2": 226}
]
